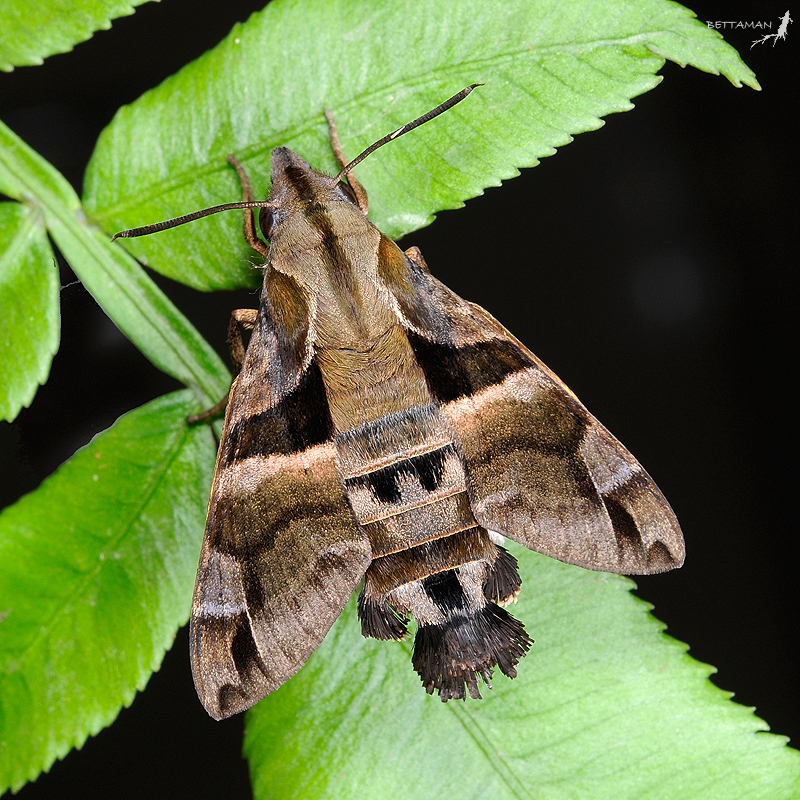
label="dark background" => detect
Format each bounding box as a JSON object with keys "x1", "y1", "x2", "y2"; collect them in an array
[{"x1": 0, "y1": 1, "x2": 795, "y2": 797}]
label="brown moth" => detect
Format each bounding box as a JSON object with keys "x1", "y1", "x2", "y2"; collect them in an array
[{"x1": 115, "y1": 86, "x2": 684, "y2": 720}]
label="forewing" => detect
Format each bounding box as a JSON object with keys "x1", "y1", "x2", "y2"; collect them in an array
[
  {"x1": 190, "y1": 270, "x2": 370, "y2": 720},
  {"x1": 438, "y1": 357, "x2": 685, "y2": 574},
  {"x1": 382, "y1": 243, "x2": 684, "y2": 575}
]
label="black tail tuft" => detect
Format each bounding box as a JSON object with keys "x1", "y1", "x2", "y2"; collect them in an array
[
  {"x1": 358, "y1": 590, "x2": 409, "y2": 640},
  {"x1": 483, "y1": 545, "x2": 522, "y2": 604},
  {"x1": 412, "y1": 603, "x2": 532, "y2": 701}
]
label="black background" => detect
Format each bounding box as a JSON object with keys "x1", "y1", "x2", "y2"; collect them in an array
[{"x1": 0, "y1": 1, "x2": 795, "y2": 797}]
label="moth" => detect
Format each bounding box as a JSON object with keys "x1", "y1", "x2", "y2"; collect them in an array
[{"x1": 115, "y1": 86, "x2": 684, "y2": 720}]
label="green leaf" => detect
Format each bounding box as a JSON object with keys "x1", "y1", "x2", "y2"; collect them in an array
[
  {"x1": 0, "y1": 391, "x2": 216, "y2": 794},
  {"x1": 0, "y1": 0, "x2": 156, "y2": 72},
  {"x1": 0, "y1": 117, "x2": 229, "y2": 407},
  {"x1": 1, "y1": 2, "x2": 778, "y2": 797},
  {"x1": 83, "y1": 0, "x2": 758, "y2": 292},
  {"x1": 0, "y1": 202, "x2": 60, "y2": 422},
  {"x1": 245, "y1": 548, "x2": 800, "y2": 800}
]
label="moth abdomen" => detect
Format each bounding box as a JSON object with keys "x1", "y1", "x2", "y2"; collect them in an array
[
  {"x1": 412, "y1": 607, "x2": 532, "y2": 700},
  {"x1": 411, "y1": 570, "x2": 532, "y2": 701},
  {"x1": 359, "y1": 534, "x2": 531, "y2": 700}
]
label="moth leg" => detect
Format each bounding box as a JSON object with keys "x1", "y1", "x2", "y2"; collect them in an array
[
  {"x1": 323, "y1": 108, "x2": 369, "y2": 215},
  {"x1": 226, "y1": 155, "x2": 269, "y2": 257},
  {"x1": 186, "y1": 394, "x2": 229, "y2": 426},
  {"x1": 227, "y1": 308, "x2": 258, "y2": 374},
  {"x1": 186, "y1": 308, "x2": 258, "y2": 425}
]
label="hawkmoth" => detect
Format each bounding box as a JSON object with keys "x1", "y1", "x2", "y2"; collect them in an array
[{"x1": 115, "y1": 86, "x2": 684, "y2": 720}]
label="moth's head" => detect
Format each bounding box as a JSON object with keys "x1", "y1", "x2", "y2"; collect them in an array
[{"x1": 261, "y1": 147, "x2": 360, "y2": 238}]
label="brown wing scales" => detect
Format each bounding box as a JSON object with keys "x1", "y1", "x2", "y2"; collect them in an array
[
  {"x1": 392, "y1": 248, "x2": 685, "y2": 575},
  {"x1": 191, "y1": 441, "x2": 371, "y2": 719},
  {"x1": 190, "y1": 284, "x2": 370, "y2": 719}
]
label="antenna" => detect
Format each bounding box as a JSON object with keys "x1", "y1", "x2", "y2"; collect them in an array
[
  {"x1": 333, "y1": 84, "x2": 481, "y2": 184},
  {"x1": 112, "y1": 84, "x2": 481, "y2": 240}
]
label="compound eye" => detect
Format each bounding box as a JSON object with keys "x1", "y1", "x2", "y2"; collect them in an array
[
  {"x1": 336, "y1": 180, "x2": 358, "y2": 206},
  {"x1": 259, "y1": 206, "x2": 276, "y2": 239}
]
